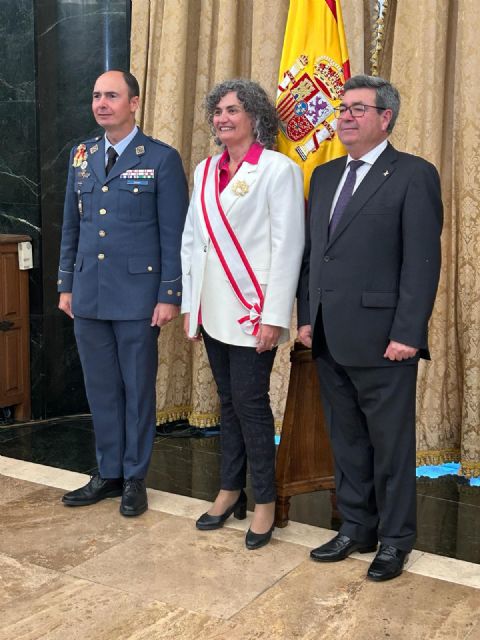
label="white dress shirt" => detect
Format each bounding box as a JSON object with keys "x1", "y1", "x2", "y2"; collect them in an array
[
  {"x1": 329, "y1": 139, "x2": 388, "y2": 220},
  {"x1": 104, "y1": 125, "x2": 138, "y2": 164}
]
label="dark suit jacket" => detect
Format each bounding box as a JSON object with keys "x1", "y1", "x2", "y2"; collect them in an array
[
  {"x1": 297, "y1": 142, "x2": 443, "y2": 367},
  {"x1": 58, "y1": 129, "x2": 188, "y2": 320}
]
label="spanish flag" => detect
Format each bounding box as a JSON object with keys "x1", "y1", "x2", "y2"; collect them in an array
[{"x1": 276, "y1": 0, "x2": 350, "y2": 196}]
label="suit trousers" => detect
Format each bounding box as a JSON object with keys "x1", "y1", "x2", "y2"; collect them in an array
[
  {"x1": 74, "y1": 317, "x2": 159, "y2": 480},
  {"x1": 202, "y1": 331, "x2": 277, "y2": 504},
  {"x1": 314, "y1": 335, "x2": 418, "y2": 551}
]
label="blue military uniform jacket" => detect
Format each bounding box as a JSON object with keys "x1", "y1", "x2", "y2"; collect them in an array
[{"x1": 58, "y1": 129, "x2": 188, "y2": 320}]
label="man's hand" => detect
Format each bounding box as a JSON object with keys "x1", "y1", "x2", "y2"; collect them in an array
[
  {"x1": 256, "y1": 324, "x2": 282, "y2": 354},
  {"x1": 58, "y1": 292, "x2": 74, "y2": 319},
  {"x1": 297, "y1": 324, "x2": 313, "y2": 349},
  {"x1": 151, "y1": 303, "x2": 179, "y2": 327},
  {"x1": 183, "y1": 312, "x2": 202, "y2": 341},
  {"x1": 383, "y1": 340, "x2": 418, "y2": 361}
]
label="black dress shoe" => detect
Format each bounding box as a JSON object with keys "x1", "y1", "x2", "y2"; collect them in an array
[
  {"x1": 196, "y1": 490, "x2": 247, "y2": 530},
  {"x1": 245, "y1": 523, "x2": 274, "y2": 550},
  {"x1": 120, "y1": 479, "x2": 148, "y2": 517},
  {"x1": 367, "y1": 544, "x2": 409, "y2": 581},
  {"x1": 62, "y1": 474, "x2": 123, "y2": 506},
  {"x1": 310, "y1": 533, "x2": 377, "y2": 562}
]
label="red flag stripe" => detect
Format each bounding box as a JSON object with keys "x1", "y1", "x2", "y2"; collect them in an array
[{"x1": 325, "y1": 0, "x2": 337, "y2": 22}]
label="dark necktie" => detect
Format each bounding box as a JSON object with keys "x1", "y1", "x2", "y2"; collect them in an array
[
  {"x1": 105, "y1": 146, "x2": 118, "y2": 176},
  {"x1": 329, "y1": 159, "x2": 364, "y2": 237}
]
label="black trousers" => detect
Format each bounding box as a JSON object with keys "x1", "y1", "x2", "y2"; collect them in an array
[
  {"x1": 202, "y1": 331, "x2": 277, "y2": 504},
  {"x1": 315, "y1": 336, "x2": 418, "y2": 551}
]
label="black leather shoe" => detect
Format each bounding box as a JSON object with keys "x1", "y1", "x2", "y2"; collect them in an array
[
  {"x1": 310, "y1": 533, "x2": 377, "y2": 562},
  {"x1": 245, "y1": 524, "x2": 274, "y2": 550},
  {"x1": 62, "y1": 474, "x2": 123, "y2": 506},
  {"x1": 367, "y1": 544, "x2": 409, "y2": 581},
  {"x1": 196, "y1": 490, "x2": 247, "y2": 530},
  {"x1": 120, "y1": 479, "x2": 148, "y2": 517}
]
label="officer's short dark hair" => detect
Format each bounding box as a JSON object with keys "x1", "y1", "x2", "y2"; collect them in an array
[{"x1": 107, "y1": 69, "x2": 140, "y2": 99}]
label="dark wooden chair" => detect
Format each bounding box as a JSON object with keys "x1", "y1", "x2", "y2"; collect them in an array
[{"x1": 275, "y1": 341, "x2": 338, "y2": 528}]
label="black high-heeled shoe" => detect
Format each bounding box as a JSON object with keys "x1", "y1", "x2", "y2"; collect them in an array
[
  {"x1": 245, "y1": 523, "x2": 275, "y2": 550},
  {"x1": 196, "y1": 490, "x2": 247, "y2": 530}
]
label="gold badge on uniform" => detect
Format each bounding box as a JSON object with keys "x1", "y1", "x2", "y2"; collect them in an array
[{"x1": 135, "y1": 145, "x2": 145, "y2": 155}]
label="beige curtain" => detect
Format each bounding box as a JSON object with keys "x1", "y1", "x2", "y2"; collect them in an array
[
  {"x1": 131, "y1": 0, "x2": 479, "y2": 476},
  {"x1": 130, "y1": 0, "x2": 366, "y2": 430},
  {"x1": 383, "y1": 0, "x2": 480, "y2": 477}
]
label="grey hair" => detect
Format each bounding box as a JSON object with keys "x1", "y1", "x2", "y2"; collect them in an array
[
  {"x1": 205, "y1": 79, "x2": 279, "y2": 149},
  {"x1": 344, "y1": 74, "x2": 400, "y2": 133}
]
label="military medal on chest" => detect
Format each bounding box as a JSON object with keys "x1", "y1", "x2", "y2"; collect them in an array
[{"x1": 73, "y1": 143, "x2": 88, "y2": 167}]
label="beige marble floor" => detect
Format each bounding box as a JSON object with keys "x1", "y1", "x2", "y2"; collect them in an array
[{"x1": 1, "y1": 457, "x2": 479, "y2": 640}]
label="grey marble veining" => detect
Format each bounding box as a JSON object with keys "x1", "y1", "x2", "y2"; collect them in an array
[
  {"x1": 0, "y1": 0, "x2": 36, "y2": 103},
  {"x1": 0, "y1": 0, "x2": 131, "y2": 419},
  {"x1": 35, "y1": 1, "x2": 130, "y2": 418}
]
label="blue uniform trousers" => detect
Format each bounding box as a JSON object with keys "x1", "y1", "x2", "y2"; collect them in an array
[{"x1": 74, "y1": 317, "x2": 159, "y2": 479}]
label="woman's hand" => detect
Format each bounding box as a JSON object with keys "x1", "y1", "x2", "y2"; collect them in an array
[
  {"x1": 183, "y1": 313, "x2": 203, "y2": 341},
  {"x1": 256, "y1": 324, "x2": 281, "y2": 353}
]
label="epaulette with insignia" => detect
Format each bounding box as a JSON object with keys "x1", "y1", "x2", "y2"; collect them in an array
[{"x1": 146, "y1": 136, "x2": 173, "y2": 150}]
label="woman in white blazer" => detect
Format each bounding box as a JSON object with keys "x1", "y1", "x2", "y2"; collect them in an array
[{"x1": 181, "y1": 79, "x2": 304, "y2": 549}]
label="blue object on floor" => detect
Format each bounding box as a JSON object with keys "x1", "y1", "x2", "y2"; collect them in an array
[
  {"x1": 415, "y1": 462, "x2": 480, "y2": 486},
  {"x1": 274, "y1": 435, "x2": 480, "y2": 486},
  {"x1": 416, "y1": 462, "x2": 461, "y2": 478}
]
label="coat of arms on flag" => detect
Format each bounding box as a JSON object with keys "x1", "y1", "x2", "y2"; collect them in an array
[
  {"x1": 276, "y1": 0, "x2": 351, "y2": 196},
  {"x1": 277, "y1": 54, "x2": 346, "y2": 161}
]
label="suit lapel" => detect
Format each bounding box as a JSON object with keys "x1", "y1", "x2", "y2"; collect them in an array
[
  {"x1": 313, "y1": 158, "x2": 347, "y2": 243},
  {"x1": 327, "y1": 143, "x2": 398, "y2": 245}
]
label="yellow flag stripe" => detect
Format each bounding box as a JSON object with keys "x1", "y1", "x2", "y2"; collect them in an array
[{"x1": 276, "y1": 0, "x2": 351, "y2": 196}]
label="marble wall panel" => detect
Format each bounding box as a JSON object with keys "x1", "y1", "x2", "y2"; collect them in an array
[
  {"x1": 0, "y1": 0, "x2": 130, "y2": 418},
  {"x1": 35, "y1": 0, "x2": 130, "y2": 417}
]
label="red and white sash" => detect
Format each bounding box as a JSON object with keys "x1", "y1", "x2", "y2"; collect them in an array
[{"x1": 200, "y1": 156, "x2": 264, "y2": 336}]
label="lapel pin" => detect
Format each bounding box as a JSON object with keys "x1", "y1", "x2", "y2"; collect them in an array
[
  {"x1": 383, "y1": 170, "x2": 390, "y2": 177},
  {"x1": 90, "y1": 144, "x2": 98, "y2": 154},
  {"x1": 135, "y1": 145, "x2": 145, "y2": 155},
  {"x1": 231, "y1": 179, "x2": 249, "y2": 196}
]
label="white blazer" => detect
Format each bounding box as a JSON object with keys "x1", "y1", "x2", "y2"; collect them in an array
[{"x1": 181, "y1": 149, "x2": 305, "y2": 347}]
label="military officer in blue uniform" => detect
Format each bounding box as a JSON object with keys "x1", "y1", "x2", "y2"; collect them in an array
[{"x1": 58, "y1": 70, "x2": 188, "y2": 516}]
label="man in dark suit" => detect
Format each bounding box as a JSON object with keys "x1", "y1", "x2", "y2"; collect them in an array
[
  {"x1": 297, "y1": 75, "x2": 442, "y2": 581},
  {"x1": 58, "y1": 70, "x2": 188, "y2": 516}
]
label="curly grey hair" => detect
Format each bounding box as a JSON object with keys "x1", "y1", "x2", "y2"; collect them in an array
[
  {"x1": 344, "y1": 74, "x2": 400, "y2": 133},
  {"x1": 205, "y1": 79, "x2": 279, "y2": 149}
]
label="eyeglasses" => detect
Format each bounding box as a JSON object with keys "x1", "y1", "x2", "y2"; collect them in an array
[{"x1": 333, "y1": 104, "x2": 386, "y2": 118}]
